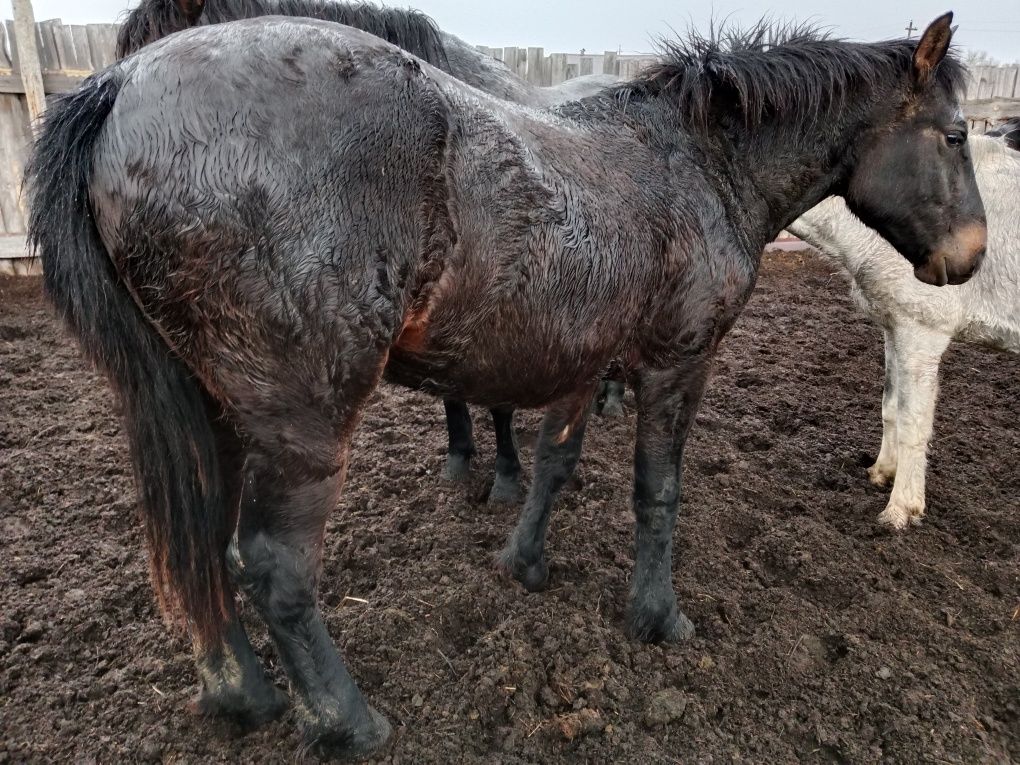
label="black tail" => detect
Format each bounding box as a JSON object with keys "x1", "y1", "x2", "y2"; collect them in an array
[
  {"x1": 27, "y1": 71, "x2": 231, "y2": 647},
  {"x1": 117, "y1": 0, "x2": 451, "y2": 73}
]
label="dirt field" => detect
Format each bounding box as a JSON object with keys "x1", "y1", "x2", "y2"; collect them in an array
[{"x1": 1, "y1": 250, "x2": 1017, "y2": 764}]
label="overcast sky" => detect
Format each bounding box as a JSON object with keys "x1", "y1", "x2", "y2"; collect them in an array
[{"x1": 13, "y1": 0, "x2": 1020, "y2": 61}]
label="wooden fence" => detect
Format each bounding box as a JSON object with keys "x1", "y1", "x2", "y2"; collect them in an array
[
  {"x1": 476, "y1": 46, "x2": 659, "y2": 85},
  {"x1": 1, "y1": 13, "x2": 1018, "y2": 256},
  {"x1": 1, "y1": 18, "x2": 119, "y2": 241}
]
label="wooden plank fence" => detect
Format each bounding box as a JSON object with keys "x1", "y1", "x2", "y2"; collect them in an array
[
  {"x1": 1, "y1": 17, "x2": 118, "y2": 244},
  {"x1": 0, "y1": 11, "x2": 1018, "y2": 254}
]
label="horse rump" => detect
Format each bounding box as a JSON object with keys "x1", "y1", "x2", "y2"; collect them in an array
[{"x1": 26, "y1": 70, "x2": 232, "y2": 647}]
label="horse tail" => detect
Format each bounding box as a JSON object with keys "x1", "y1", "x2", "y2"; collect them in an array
[
  {"x1": 27, "y1": 71, "x2": 231, "y2": 647},
  {"x1": 116, "y1": 0, "x2": 204, "y2": 58}
]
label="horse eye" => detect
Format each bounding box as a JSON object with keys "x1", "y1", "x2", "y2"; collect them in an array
[{"x1": 945, "y1": 131, "x2": 966, "y2": 147}]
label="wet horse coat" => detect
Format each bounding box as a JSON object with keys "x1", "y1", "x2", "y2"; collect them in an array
[{"x1": 29, "y1": 14, "x2": 983, "y2": 758}]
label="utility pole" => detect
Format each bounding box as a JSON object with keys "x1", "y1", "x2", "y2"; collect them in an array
[
  {"x1": 11, "y1": 0, "x2": 46, "y2": 124},
  {"x1": 905, "y1": 20, "x2": 917, "y2": 38}
]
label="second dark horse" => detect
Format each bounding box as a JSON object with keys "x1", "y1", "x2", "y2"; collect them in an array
[{"x1": 30, "y1": 13, "x2": 985, "y2": 759}]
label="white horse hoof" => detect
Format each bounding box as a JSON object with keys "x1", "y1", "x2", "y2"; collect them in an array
[
  {"x1": 878, "y1": 502, "x2": 924, "y2": 529},
  {"x1": 867, "y1": 463, "x2": 896, "y2": 488}
]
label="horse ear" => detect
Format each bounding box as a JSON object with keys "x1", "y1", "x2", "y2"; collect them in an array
[
  {"x1": 179, "y1": 0, "x2": 206, "y2": 23},
  {"x1": 913, "y1": 12, "x2": 954, "y2": 84}
]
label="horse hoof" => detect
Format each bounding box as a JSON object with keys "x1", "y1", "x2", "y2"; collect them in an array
[
  {"x1": 189, "y1": 681, "x2": 289, "y2": 728},
  {"x1": 630, "y1": 604, "x2": 695, "y2": 644},
  {"x1": 878, "y1": 501, "x2": 923, "y2": 530},
  {"x1": 867, "y1": 463, "x2": 895, "y2": 488},
  {"x1": 488, "y1": 473, "x2": 523, "y2": 505},
  {"x1": 497, "y1": 548, "x2": 549, "y2": 592},
  {"x1": 442, "y1": 454, "x2": 471, "y2": 483},
  {"x1": 598, "y1": 399, "x2": 624, "y2": 418},
  {"x1": 305, "y1": 706, "x2": 392, "y2": 762}
]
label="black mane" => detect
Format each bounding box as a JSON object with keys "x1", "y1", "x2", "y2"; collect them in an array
[
  {"x1": 613, "y1": 22, "x2": 967, "y2": 130},
  {"x1": 117, "y1": 0, "x2": 450, "y2": 72}
]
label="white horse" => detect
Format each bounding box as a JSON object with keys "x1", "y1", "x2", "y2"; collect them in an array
[{"x1": 788, "y1": 135, "x2": 1020, "y2": 529}]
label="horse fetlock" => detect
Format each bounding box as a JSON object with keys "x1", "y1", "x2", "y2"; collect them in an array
[
  {"x1": 190, "y1": 675, "x2": 289, "y2": 728},
  {"x1": 302, "y1": 702, "x2": 393, "y2": 761},
  {"x1": 190, "y1": 615, "x2": 289, "y2": 727}
]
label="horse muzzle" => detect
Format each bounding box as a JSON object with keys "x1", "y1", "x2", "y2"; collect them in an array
[{"x1": 914, "y1": 222, "x2": 987, "y2": 287}]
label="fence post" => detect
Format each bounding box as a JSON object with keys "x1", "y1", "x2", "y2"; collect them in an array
[
  {"x1": 548, "y1": 53, "x2": 567, "y2": 86},
  {"x1": 526, "y1": 46, "x2": 544, "y2": 85},
  {"x1": 603, "y1": 51, "x2": 618, "y2": 76},
  {"x1": 11, "y1": 0, "x2": 46, "y2": 124}
]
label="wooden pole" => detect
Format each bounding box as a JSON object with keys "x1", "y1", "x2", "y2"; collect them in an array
[{"x1": 11, "y1": 0, "x2": 46, "y2": 124}]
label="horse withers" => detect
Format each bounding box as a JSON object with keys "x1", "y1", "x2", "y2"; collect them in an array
[{"x1": 29, "y1": 13, "x2": 984, "y2": 759}]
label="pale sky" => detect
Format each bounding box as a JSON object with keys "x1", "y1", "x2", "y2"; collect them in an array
[{"x1": 12, "y1": 0, "x2": 1020, "y2": 62}]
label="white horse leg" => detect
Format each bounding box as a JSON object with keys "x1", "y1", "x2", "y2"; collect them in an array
[
  {"x1": 878, "y1": 323, "x2": 951, "y2": 529},
  {"x1": 868, "y1": 326, "x2": 899, "y2": 487}
]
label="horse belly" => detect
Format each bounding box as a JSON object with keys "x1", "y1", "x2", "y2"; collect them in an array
[{"x1": 389, "y1": 296, "x2": 622, "y2": 408}]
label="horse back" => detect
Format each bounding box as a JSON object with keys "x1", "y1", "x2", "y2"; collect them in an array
[{"x1": 91, "y1": 19, "x2": 456, "y2": 379}]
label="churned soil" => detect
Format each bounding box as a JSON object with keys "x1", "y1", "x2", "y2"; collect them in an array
[{"x1": 1, "y1": 250, "x2": 1017, "y2": 764}]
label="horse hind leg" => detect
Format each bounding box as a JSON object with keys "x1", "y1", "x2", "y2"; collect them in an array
[
  {"x1": 191, "y1": 402, "x2": 287, "y2": 726},
  {"x1": 225, "y1": 351, "x2": 392, "y2": 756}
]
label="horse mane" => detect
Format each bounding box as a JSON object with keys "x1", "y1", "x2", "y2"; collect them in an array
[
  {"x1": 117, "y1": 0, "x2": 450, "y2": 72},
  {"x1": 613, "y1": 21, "x2": 967, "y2": 130},
  {"x1": 985, "y1": 117, "x2": 1020, "y2": 152}
]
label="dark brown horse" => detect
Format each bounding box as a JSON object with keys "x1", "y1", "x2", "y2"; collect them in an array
[
  {"x1": 117, "y1": 0, "x2": 623, "y2": 500},
  {"x1": 29, "y1": 14, "x2": 984, "y2": 759}
]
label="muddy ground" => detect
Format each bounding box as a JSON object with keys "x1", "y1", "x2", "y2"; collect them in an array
[{"x1": 1, "y1": 250, "x2": 1017, "y2": 764}]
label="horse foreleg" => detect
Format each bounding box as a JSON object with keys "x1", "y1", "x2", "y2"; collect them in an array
[
  {"x1": 878, "y1": 323, "x2": 950, "y2": 529},
  {"x1": 629, "y1": 358, "x2": 712, "y2": 643},
  {"x1": 442, "y1": 399, "x2": 475, "y2": 481},
  {"x1": 868, "y1": 327, "x2": 900, "y2": 487},
  {"x1": 498, "y1": 390, "x2": 594, "y2": 591},
  {"x1": 489, "y1": 407, "x2": 524, "y2": 504}
]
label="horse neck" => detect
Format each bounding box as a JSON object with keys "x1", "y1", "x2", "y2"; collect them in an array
[{"x1": 677, "y1": 95, "x2": 893, "y2": 257}]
